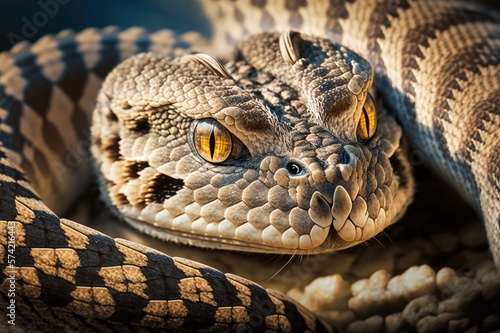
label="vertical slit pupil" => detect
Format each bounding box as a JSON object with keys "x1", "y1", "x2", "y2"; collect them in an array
[
  {"x1": 209, "y1": 129, "x2": 216, "y2": 159},
  {"x1": 363, "y1": 108, "x2": 370, "y2": 135}
]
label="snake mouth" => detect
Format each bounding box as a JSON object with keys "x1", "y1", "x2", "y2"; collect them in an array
[{"x1": 121, "y1": 216, "x2": 303, "y2": 253}]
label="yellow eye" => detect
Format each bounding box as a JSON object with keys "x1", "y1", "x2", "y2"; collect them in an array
[
  {"x1": 193, "y1": 119, "x2": 243, "y2": 163},
  {"x1": 357, "y1": 94, "x2": 377, "y2": 140}
]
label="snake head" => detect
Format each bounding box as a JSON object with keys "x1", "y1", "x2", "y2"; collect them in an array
[{"x1": 92, "y1": 31, "x2": 414, "y2": 254}]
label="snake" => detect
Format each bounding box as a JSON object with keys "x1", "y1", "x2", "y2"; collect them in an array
[{"x1": 1, "y1": 0, "x2": 499, "y2": 332}]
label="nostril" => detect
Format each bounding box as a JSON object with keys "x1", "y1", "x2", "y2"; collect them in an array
[{"x1": 340, "y1": 149, "x2": 350, "y2": 165}]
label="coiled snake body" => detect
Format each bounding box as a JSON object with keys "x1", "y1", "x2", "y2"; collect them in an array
[{"x1": 1, "y1": 1, "x2": 499, "y2": 332}]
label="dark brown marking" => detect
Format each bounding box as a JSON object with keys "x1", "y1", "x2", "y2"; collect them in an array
[
  {"x1": 285, "y1": 0, "x2": 306, "y2": 11},
  {"x1": 401, "y1": 6, "x2": 499, "y2": 91},
  {"x1": 261, "y1": 11, "x2": 276, "y2": 30},
  {"x1": 289, "y1": 12, "x2": 304, "y2": 29},
  {"x1": 14, "y1": 48, "x2": 68, "y2": 157},
  {"x1": 106, "y1": 111, "x2": 118, "y2": 122},
  {"x1": 324, "y1": 0, "x2": 356, "y2": 42},
  {"x1": 234, "y1": 7, "x2": 244, "y2": 24},
  {"x1": 365, "y1": 0, "x2": 411, "y2": 77},
  {"x1": 124, "y1": 117, "x2": 150, "y2": 133},
  {"x1": 114, "y1": 192, "x2": 129, "y2": 206},
  {"x1": 101, "y1": 136, "x2": 121, "y2": 161},
  {"x1": 142, "y1": 173, "x2": 184, "y2": 204},
  {"x1": 460, "y1": 92, "x2": 499, "y2": 172},
  {"x1": 251, "y1": 0, "x2": 266, "y2": 8},
  {"x1": 123, "y1": 161, "x2": 149, "y2": 181},
  {"x1": 432, "y1": 40, "x2": 500, "y2": 122}
]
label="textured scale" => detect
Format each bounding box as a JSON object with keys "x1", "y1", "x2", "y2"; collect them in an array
[
  {"x1": 203, "y1": 0, "x2": 500, "y2": 264},
  {"x1": 91, "y1": 33, "x2": 412, "y2": 254},
  {"x1": 0, "y1": 1, "x2": 499, "y2": 332}
]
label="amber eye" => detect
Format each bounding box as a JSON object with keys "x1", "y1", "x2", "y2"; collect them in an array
[
  {"x1": 357, "y1": 94, "x2": 377, "y2": 140},
  {"x1": 193, "y1": 119, "x2": 243, "y2": 163}
]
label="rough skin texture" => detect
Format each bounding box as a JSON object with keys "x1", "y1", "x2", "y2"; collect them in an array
[
  {"x1": 91, "y1": 33, "x2": 413, "y2": 254},
  {"x1": 0, "y1": 0, "x2": 499, "y2": 332}
]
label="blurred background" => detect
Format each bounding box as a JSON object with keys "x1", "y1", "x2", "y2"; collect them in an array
[
  {"x1": 1, "y1": 0, "x2": 499, "y2": 51},
  {"x1": 0, "y1": 0, "x2": 209, "y2": 51}
]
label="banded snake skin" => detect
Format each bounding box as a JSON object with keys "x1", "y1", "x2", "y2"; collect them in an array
[{"x1": 1, "y1": 0, "x2": 499, "y2": 332}]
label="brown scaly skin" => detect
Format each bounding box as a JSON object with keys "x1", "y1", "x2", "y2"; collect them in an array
[
  {"x1": 0, "y1": 1, "x2": 499, "y2": 332},
  {"x1": 0, "y1": 28, "x2": 331, "y2": 332},
  {"x1": 203, "y1": 0, "x2": 500, "y2": 268},
  {"x1": 91, "y1": 32, "x2": 413, "y2": 254}
]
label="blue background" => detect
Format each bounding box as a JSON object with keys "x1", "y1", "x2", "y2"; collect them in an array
[{"x1": 0, "y1": 0, "x2": 210, "y2": 51}]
